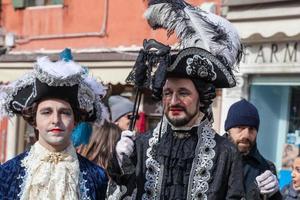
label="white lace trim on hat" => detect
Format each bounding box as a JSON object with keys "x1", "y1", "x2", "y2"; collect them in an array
[{"x1": 0, "y1": 56, "x2": 108, "y2": 124}]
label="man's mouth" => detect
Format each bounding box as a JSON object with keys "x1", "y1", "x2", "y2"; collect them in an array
[
  {"x1": 170, "y1": 106, "x2": 185, "y2": 111},
  {"x1": 49, "y1": 128, "x2": 64, "y2": 133},
  {"x1": 169, "y1": 107, "x2": 184, "y2": 115},
  {"x1": 238, "y1": 141, "x2": 250, "y2": 148}
]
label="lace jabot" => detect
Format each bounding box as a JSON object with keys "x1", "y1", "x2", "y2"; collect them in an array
[
  {"x1": 168, "y1": 113, "x2": 205, "y2": 138},
  {"x1": 19, "y1": 142, "x2": 80, "y2": 200}
]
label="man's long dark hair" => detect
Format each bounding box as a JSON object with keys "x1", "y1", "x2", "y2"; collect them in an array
[{"x1": 192, "y1": 79, "x2": 216, "y2": 121}]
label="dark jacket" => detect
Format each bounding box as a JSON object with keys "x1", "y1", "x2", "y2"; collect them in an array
[
  {"x1": 108, "y1": 119, "x2": 245, "y2": 200},
  {"x1": 238, "y1": 143, "x2": 282, "y2": 200},
  {"x1": 281, "y1": 183, "x2": 300, "y2": 200}
]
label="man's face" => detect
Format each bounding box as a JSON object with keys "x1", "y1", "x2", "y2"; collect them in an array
[
  {"x1": 35, "y1": 98, "x2": 75, "y2": 152},
  {"x1": 115, "y1": 112, "x2": 132, "y2": 131},
  {"x1": 162, "y1": 77, "x2": 200, "y2": 127},
  {"x1": 228, "y1": 126, "x2": 257, "y2": 155},
  {"x1": 292, "y1": 157, "x2": 300, "y2": 191}
]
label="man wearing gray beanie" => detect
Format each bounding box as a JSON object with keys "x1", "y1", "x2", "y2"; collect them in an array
[
  {"x1": 225, "y1": 99, "x2": 282, "y2": 200},
  {"x1": 108, "y1": 95, "x2": 134, "y2": 131}
]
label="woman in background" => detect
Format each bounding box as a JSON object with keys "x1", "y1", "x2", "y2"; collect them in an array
[
  {"x1": 78, "y1": 120, "x2": 121, "y2": 170},
  {"x1": 78, "y1": 120, "x2": 134, "y2": 199}
]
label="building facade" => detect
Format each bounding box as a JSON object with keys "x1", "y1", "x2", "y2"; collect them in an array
[
  {"x1": 221, "y1": 0, "x2": 300, "y2": 187},
  {"x1": 0, "y1": 0, "x2": 222, "y2": 161}
]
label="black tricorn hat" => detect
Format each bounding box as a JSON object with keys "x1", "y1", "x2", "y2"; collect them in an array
[
  {"x1": 10, "y1": 79, "x2": 79, "y2": 115},
  {"x1": 167, "y1": 47, "x2": 236, "y2": 88},
  {"x1": 144, "y1": 0, "x2": 243, "y2": 89},
  {"x1": 0, "y1": 49, "x2": 107, "y2": 123}
]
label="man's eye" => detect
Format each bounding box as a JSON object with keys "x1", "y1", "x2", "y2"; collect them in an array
[
  {"x1": 40, "y1": 111, "x2": 50, "y2": 115},
  {"x1": 163, "y1": 91, "x2": 172, "y2": 97},
  {"x1": 236, "y1": 126, "x2": 244, "y2": 131},
  {"x1": 178, "y1": 92, "x2": 189, "y2": 96},
  {"x1": 61, "y1": 111, "x2": 72, "y2": 116}
]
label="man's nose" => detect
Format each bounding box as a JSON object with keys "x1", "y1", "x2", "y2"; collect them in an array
[
  {"x1": 170, "y1": 93, "x2": 180, "y2": 105},
  {"x1": 51, "y1": 112, "x2": 60, "y2": 124},
  {"x1": 241, "y1": 128, "x2": 251, "y2": 137}
]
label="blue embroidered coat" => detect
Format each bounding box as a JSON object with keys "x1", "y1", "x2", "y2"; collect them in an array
[{"x1": 0, "y1": 151, "x2": 108, "y2": 200}]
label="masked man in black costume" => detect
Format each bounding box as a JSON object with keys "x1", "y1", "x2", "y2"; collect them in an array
[{"x1": 108, "y1": 0, "x2": 246, "y2": 199}]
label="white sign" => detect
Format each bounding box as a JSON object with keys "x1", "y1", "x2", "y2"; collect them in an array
[{"x1": 242, "y1": 42, "x2": 299, "y2": 65}]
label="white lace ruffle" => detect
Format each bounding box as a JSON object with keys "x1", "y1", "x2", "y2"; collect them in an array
[{"x1": 19, "y1": 142, "x2": 80, "y2": 200}]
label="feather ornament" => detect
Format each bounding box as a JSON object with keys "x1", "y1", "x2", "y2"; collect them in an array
[
  {"x1": 35, "y1": 56, "x2": 84, "y2": 79},
  {"x1": 71, "y1": 122, "x2": 93, "y2": 147},
  {"x1": 144, "y1": 0, "x2": 243, "y2": 69},
  {"x1": 83, "y1": 76, "x2": 107, "y2": 97}
]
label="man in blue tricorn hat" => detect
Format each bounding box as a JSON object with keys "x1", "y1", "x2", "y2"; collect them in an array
[
  {"x1": 0, "y1": 49, "x2": 108, "y2": 199},
  {"x1": 107, "y1": 0, "x2": 246, "y2": 199}
]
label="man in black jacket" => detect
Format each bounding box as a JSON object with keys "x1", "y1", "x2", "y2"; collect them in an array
[
  {"x1": 225, "y1": 99, "x2": 282, "y2": 200},
  {"x1": 108, "y1": 0, "x2": 247, "y2": 199},
  {"x1": 108, "y1": 7, "x2": 247, "y2": 200}
]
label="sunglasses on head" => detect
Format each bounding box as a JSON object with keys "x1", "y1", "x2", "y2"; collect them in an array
[{"x1": 127, "y1": 114, "x2": 140, "y2": 120}]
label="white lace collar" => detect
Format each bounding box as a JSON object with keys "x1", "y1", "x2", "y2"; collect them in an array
[
  {"x1": 19, "y1": 142, "x2": 80, "y2": 200},
  {"x1": 168, "y1": 112, "x2": 205, "y2": 131}
]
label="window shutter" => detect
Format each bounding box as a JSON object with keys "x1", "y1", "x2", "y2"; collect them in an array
[
  {"x1": 52, "y1": 0, "x2": 63, "y2": 4},
  {"x1": 12, "y1": 0, "x2": 25, "y2": 8}
]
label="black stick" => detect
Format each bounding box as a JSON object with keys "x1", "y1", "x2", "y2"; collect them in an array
[{"x1": 129, "y1": 87, "x2": 141, "y2": 131}]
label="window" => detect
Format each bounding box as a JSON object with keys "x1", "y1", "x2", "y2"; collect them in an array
[
  {"x1": 13, "y1": 0, "x2": 63, "y2": 9},
  {"x1": 288, "y1": 87, "x2": 300, "y2": 135}
]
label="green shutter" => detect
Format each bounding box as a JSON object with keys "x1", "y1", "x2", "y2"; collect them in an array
[
  {"x1": 52, "y1": 0, "x2": 63, "y2": 5},
  {"x1": 12, "y1": 0, "x2": 25, "y2": 8}
]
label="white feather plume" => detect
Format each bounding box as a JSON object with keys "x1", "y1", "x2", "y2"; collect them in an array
[
  {"x1": 83, "y1": 76, "x2": 107, "y2": 97},
  {"x1": 36, "y1": 56, "x2": 84, "y2": 78},
  {"x1": 144, "y1": 1, "x2": 243, "y2": 68}
]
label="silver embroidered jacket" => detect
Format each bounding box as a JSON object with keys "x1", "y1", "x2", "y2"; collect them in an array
[{"x1": 108, "y1": 119, "x2": 245, "y2": 200}]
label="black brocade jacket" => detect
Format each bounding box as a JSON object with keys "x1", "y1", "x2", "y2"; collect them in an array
[
  {"x1": 108, "y1": 119, "x2": 245, "y2": 200},
  {"x1": 240, "y1": 144, "x2": 282, "y2": 200}
]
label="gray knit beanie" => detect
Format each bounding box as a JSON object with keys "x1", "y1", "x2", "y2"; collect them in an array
[{"x1": 108, "y1": 95, "x2": 134, "y2": 122}]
